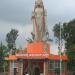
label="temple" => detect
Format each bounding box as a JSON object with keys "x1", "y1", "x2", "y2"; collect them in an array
[{"x1": 6, "y1": 0, "x2": 68, "y2": 75}]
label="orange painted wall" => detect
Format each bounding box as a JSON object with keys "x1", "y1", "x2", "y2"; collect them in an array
[{"x1": 27, "y1": 42, "x2": 50, "y2": 54}]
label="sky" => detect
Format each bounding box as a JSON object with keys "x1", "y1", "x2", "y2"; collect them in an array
[{"x1": 0, "y1": 0, "x2": 75, "y2": 54}]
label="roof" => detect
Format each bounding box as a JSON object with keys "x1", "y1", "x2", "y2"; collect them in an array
[
  {"x1": 5, "y1": 55, "x2": 17, "y2": 61},
  {"x1": 49, "y1": 55, "x2": 68, "y2": 61},
  {"x1": 6, "y1": 54, "x2": 68, "y2": 61},
  {"x1": 5, "y1": 42, "x2": 68, "y2": 61}
]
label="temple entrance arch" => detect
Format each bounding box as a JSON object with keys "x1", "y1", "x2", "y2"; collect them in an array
[{"x1": 23, "y1": 60, "x2": 44, "y2": 75}]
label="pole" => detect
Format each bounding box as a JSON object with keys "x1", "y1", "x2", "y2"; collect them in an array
[
  {"x1": 3, "y1": 62, "x2": 6, "y2": 75},
  {"x1": 59, "y1": 23, "x2": 62, "y2": 75}
]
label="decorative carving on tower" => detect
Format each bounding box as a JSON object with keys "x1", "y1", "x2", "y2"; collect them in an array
[{"x1": 32, "y1": 0, "x2": 48, "y2": 41}]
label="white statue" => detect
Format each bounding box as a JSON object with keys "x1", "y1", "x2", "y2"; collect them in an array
[{"x1": 32, "y1": 0, "x2": 48, "y2": 41}]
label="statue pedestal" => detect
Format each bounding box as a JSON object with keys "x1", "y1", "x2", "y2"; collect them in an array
[{"x1": 27, "y1": 41, "x2": 50, "y2": 54}]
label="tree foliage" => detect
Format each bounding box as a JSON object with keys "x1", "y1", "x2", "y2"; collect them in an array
[
  {"x1": 6, "y1": 29, "x2": 18, "y2": 50},
  {"x1": 53, "y1": 23, "x2": 63, "y2": 44},
  {"x1": 53, "y1": 23, "x2": 60, "y2": 40},
  {"x1": 63, "y1": 21, "x2": 75, "y2": 49},
  {"x1": 0, "y1": 42, "x2": 4, "y2": 60},
  {"x1": 53, "y1": 19, "x2": 75, "y2": 72},
  {"x1": 0, "y1": 42, "x2": 8, "y2": 72}
]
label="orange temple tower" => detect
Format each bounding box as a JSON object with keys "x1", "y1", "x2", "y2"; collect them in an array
[{"x1": 6, "y1": 0, "x2": 68, "y2": 75}]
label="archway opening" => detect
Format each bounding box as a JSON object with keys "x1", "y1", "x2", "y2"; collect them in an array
[{"x1": 34, "y1": 67, "x2": 40, "y2": 75}]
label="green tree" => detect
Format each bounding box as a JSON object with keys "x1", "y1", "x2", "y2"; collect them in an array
[
  {"x1": 53, "y1": 23, "x2": 63, "y2": 54},
  {"x1": 0, "y1": 42, "x2": 4, "y2": 60},
  {"x1": 53, "y1": 19, "x2": 75, "y2": 73},
  {"x1": 6, "y1": 29, "x2": 18, "y2": 50},
  {"x1": 0, "y1": 42, "x2": 8, "y2": 72},
  {"x1": 63, "y1": 21, "x2": 75, "y2": 49},
  {"x1": 53, "y1": 23, "x2": 60, "y2": 46},
  {"x1": 0, "y1": 42, "x2": 4, "y2": 72},
  {"x1": 63, "y1": 20, "x2": 75, "y2": 73}
]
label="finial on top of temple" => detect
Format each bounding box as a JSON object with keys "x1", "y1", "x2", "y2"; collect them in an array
[{"x1": 32, "y1": 0, "x2": 48, "y2": 42}]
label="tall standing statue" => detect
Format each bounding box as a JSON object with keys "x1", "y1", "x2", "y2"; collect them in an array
[{"x1": 32, "y1": 0, "x2": 48, "y2": 41}]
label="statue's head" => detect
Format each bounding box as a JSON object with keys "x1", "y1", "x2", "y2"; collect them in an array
[{"x1": 35, "y1": 0, "x2": 43, "y2": 8}]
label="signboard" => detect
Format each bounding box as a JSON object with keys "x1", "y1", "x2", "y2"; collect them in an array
[{"x1": 16, "y1": 54, "x2": 49, "y2": 57}]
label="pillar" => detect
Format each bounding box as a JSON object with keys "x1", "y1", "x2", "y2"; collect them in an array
[
  {"x1": 18, "y1": 59, "x2": 23, "y2": 75},
  {"x1": 44, "y1": 60, "x2": 48, "y2": 75},
  {"x1": 9, "y1": 61, "x2": 15, "y2": 75}
]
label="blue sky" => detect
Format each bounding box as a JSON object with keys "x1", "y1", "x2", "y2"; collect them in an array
[{"x1": 0, "y1": 0, "x2": 75, "y2": 54}]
